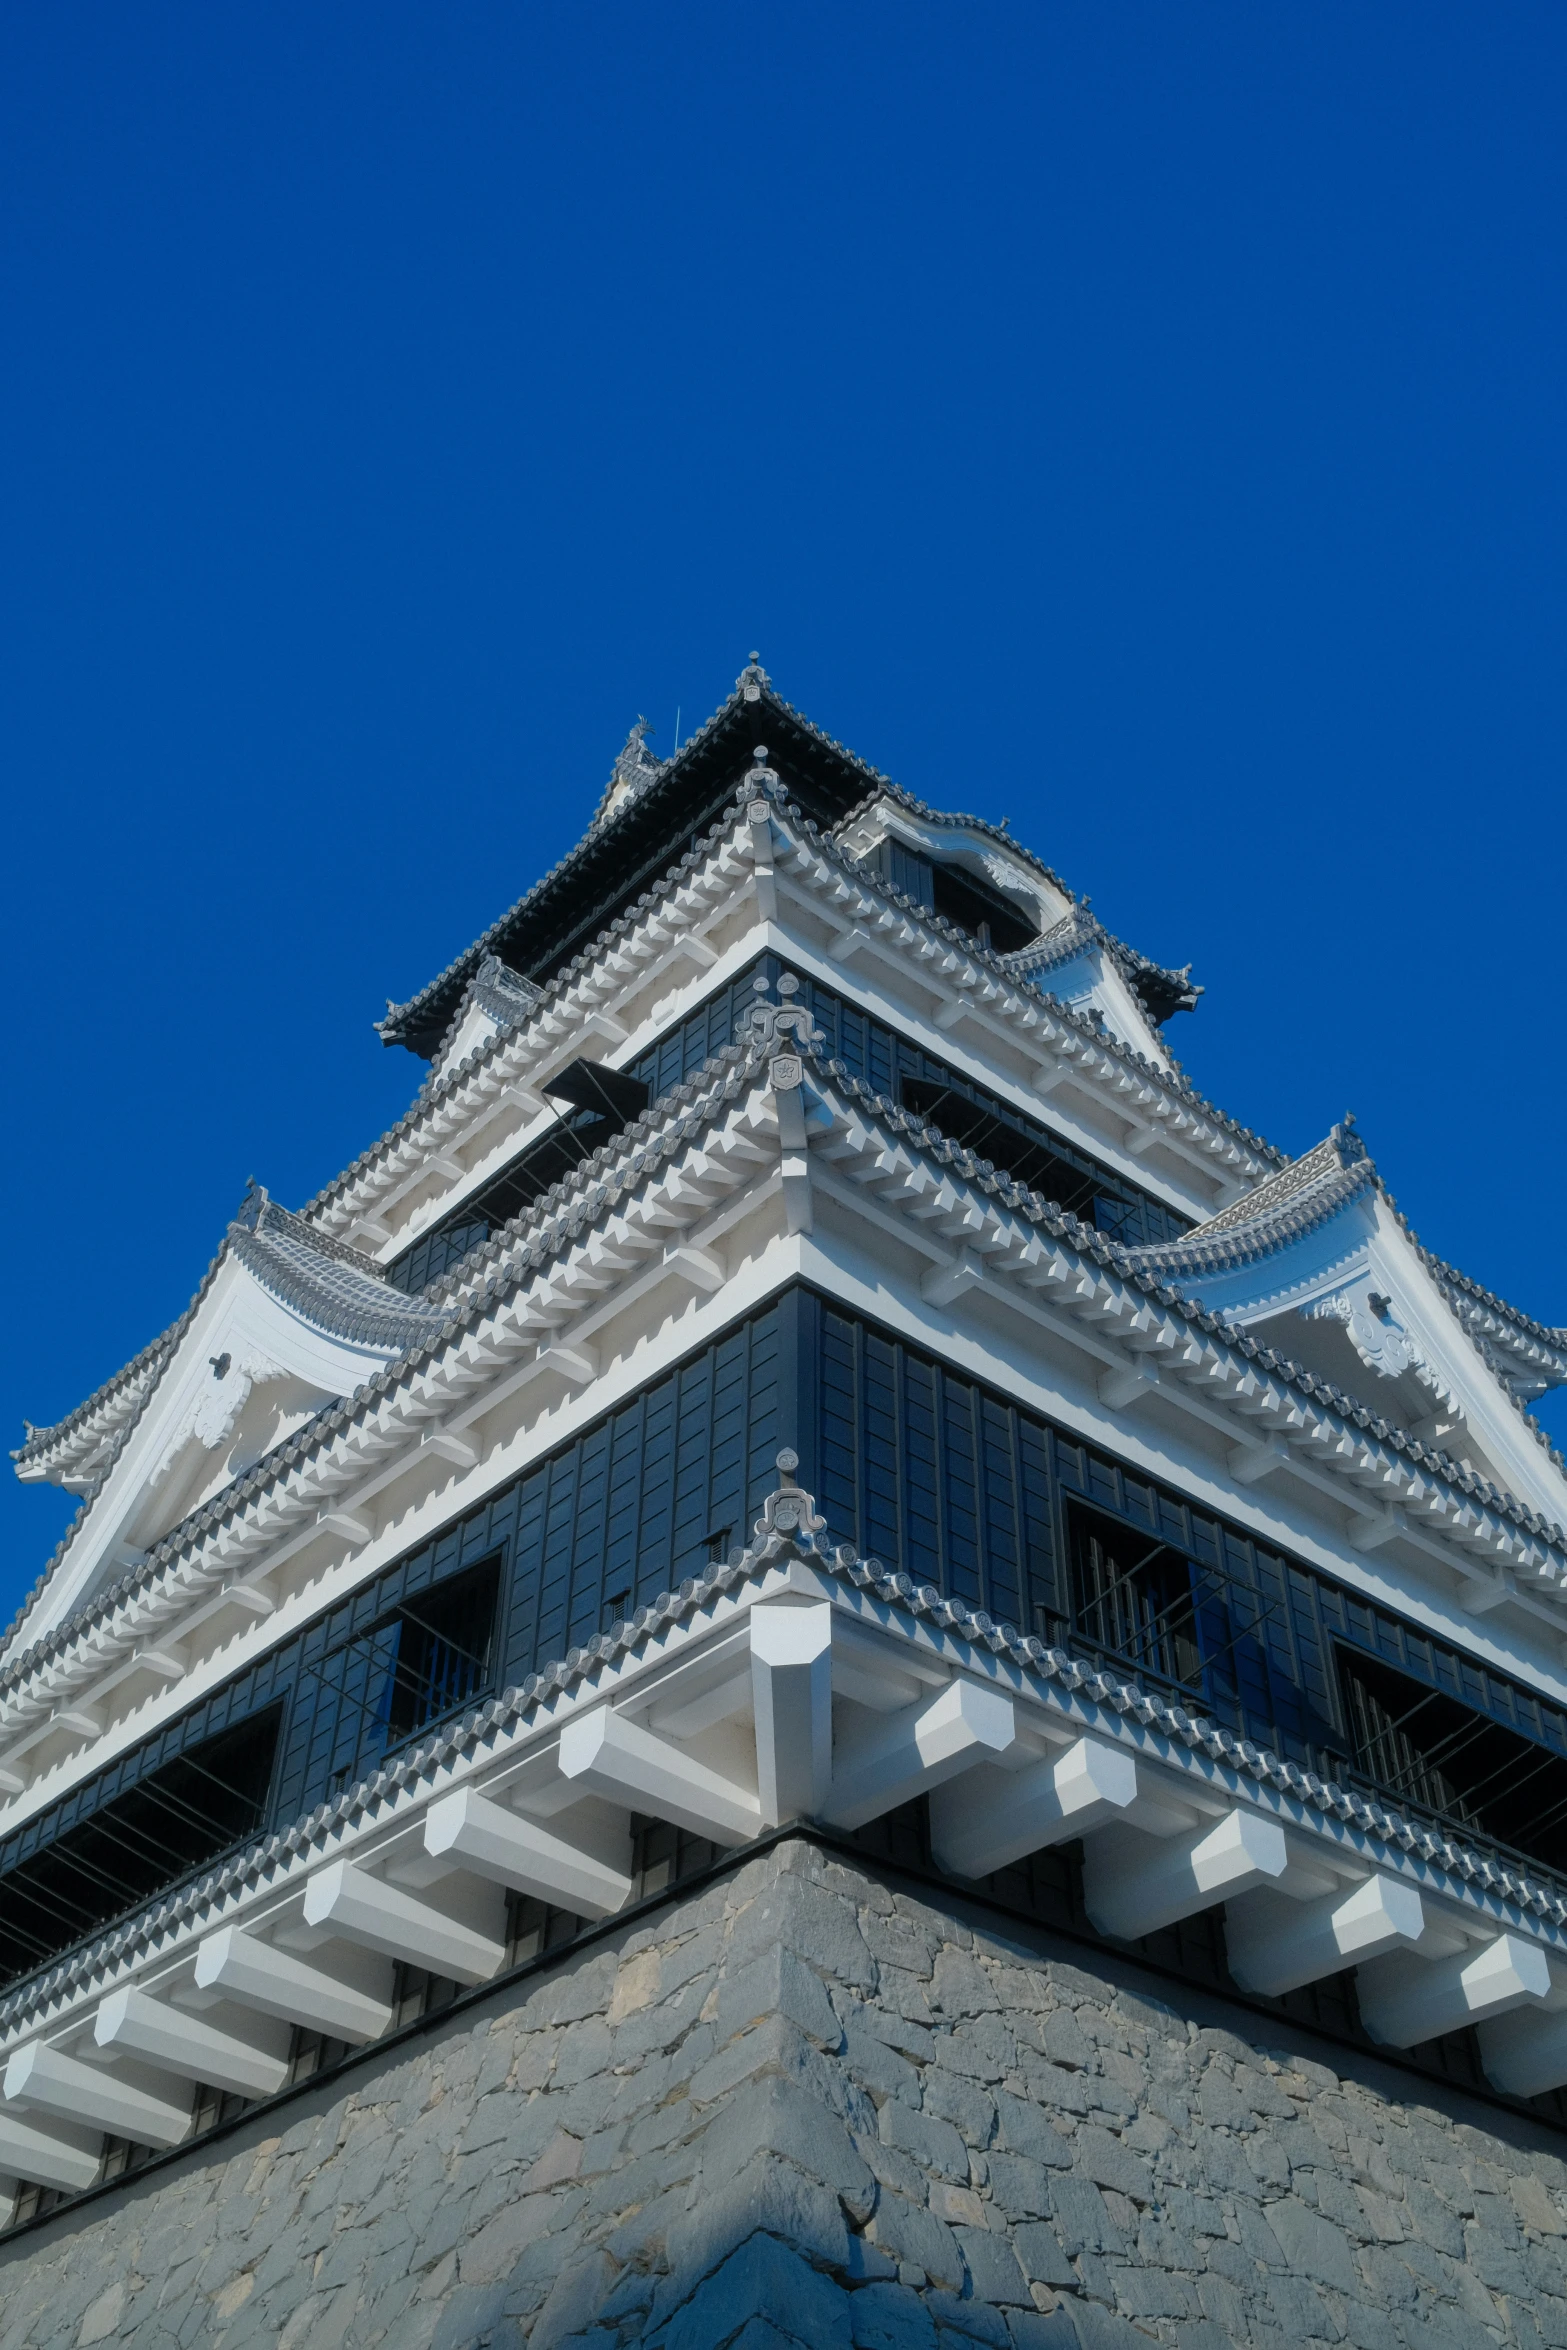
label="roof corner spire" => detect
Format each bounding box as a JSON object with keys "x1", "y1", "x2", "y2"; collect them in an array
[
  {"x1": 233, "y1": 1178, "x2": 269, "y2": 1233},
  {"x1": 738, "y1": 651, "x2": 771, "y2": 703},
  {"x1": 591, "y1": 715, "x2": 664, "y2": 830}
]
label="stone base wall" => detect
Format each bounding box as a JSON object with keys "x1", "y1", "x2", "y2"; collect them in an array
[{"x1": 3, "y1": 1842, "x2": 1567, "y2": 2350}]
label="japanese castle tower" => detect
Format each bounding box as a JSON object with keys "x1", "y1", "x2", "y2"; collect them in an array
[{"x1": 5, "y1": 662, "x2": 1567, "y2": 2347}]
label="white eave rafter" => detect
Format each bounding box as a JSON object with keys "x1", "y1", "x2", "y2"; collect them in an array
[{"x1": 7, "y1": 1507, "x2": 1567, "y2": 2131}]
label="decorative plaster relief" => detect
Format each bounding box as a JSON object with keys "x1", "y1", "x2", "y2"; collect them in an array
[
  {"x1": 186, "y1": 1348, "x2": 289, "y2": 1457},
  {"x1": 1302, "y1": 1281, "x2": 1460, "y2": 1419}
]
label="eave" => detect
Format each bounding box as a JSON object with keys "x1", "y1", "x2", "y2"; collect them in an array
[
  {"x1": 8, "y1": 1038, "x2": 1567, "y2": 1839},
  {"x1": 305, "y1": 779, "x2": 1281, "y2": 1276},
  {"x1": 0, "y1": 1041, "x2": 796, "y2": 1804},
  {"x1": 376, "y1": 662, "x2": 897, "y2": 1057},
  {"x1": 7, "y1": 1500, "x2": 1567, "y2": 2173},
  {"x1": 794, "y1": 1061, "x2": 1567, "y2": 1635}
]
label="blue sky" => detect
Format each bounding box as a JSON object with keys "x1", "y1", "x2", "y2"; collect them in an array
[{"x1": 3, "y1": 5, "x2": 1564, "y2": 1621}]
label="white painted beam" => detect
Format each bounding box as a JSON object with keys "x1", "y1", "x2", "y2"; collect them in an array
[
  {"x1": 1357, "y1": 1932, "x2": 1550, "y2": 2048},
  {"x1": 193, "y1": 1927, "x2": 393, "y2": 2044},
  {"x1": 54, "y1": 1708, "x2": 102, "y2": 1740},
  {"x1": 824, "y1": 1679, "x2": 1019, "y2": 1833},
  {"x1": 929, "y1": 1735, "x2": 1140, "y2": 1879},
  {"x1": 664, "y1": 1244, "x2": 727, "y2": 1294},
  {"x1": 223, "y1": 1583, "x2": 275, "y2": 1619},
  {"x1": 94, "y1": 1988, "x2": 290, "y2": 2102},
  {"x1": 828, "y1": 925, "x2": 871, "y2": 963},
  {"x1": 750, "y1": 1602, "x2": 834, "y2": 1827},
  {"x1": 1225, "y1": 1875, "x2": 1425, "y2": 1998},
  {"x1": 424, "y1": 1789, "x2": 633, "y2": 1918},
  {"x1": 423, "y1": 1429, "x2": 479, "y2": 1471},
  {"x1": 1098, "y1": 1365, "x2": 1154, "y2": 1412},
  {"x1": 301, "y1": 1861, "x2": 505, "y2": 1985},
  {"x1": 1228, "y1": 1438, "x2": 1287, "y2": 1486},
  {"x1": 134, "y1": 1646, "x2": 187, "y2": 1684},
  {"x1": 1456, "y1": 1575, "x2": 1513, "y2": 1617},
  {"x1": 320, "y1": 1510, "x2": 373, "y2": 1547},
  {"x1": 1083, "y1": 1809, "x2": 1289, "y2": 1942},
  {"x1": 1347, "y1": 1509, "x2": 1401, "y2": 1553},
  {"x1": 1479, "y1": 1998, "x2": 1567, "y2": 2098},
  {"x1": 921, "y1": 1253, "x2": 986, "y2": 1310},
  {"x1": 4, "y1": 2042, "x2": 191, "y2": 2149},
  {"x1": 0, "y1": 2112, "x2": 102, "y2": 2195},
  {"x1": 559, "y1": 1706, "x2": 762, "y2": 1845}
]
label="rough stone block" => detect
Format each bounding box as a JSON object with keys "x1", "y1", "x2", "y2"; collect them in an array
[
  {"x1": 530, "y1": 2249, "x2": 620, "y2": 2348},
  {"x1": 880, "y1": 2099, "x2": 971, "y2": 2183},
  {"x1": 1009, "y1": 2223, "x2": 1077, "y2": 2289},
  {"x1": 923, "y1": 2286, "x2": 1011, "y2": 2342},
  {"x1": 728, "y1": 2319, "x2": 812, "y2": 2350},
  {"x1": 850, "y1": 2279, "x2": 940, "y2": 2348},
  {"x1": 846, "y1": 2023, "x2": 924, "y2": 2106},
  {"x1": 984, "y1": 2154, "x2": 1057, "y2": 2223},
  {"x1": 931, "y1": 1951, "x2": 1002, "y2": 2019},
  {"x1": 1071, "y1": 2129, "x2": 1153, "y2": 2207},
  {"x1": 718, "y1": 1944, "x2": 845, "y2": 2054},
  {"x1": 868, "y1": 2191, "x2": 967, "y2": 2289},
  {"x1": 1004, "y1": 2310, "x2": 1080, "y2": 2348},
  {"x1": 923, "y1": 2071, "x2": 998, "y2": 2146},
  {"x1": 992, "y1": 2093, "x2": 1074, "y2": 2169},
  {"x1": 1262, "y1": 2195, "x2": 1360, "y2": 2294},
  {"x1": 956, "y1": 2227, "x2": 1031, "y2": 2305},
  {"x1": 1048, "y1": 2178, "x2": 1124, "y2": 2259},
  {"x1": 662, "y1": 2149, "x2": 853, "y2": 2304},
  {"x1": 662, "y1": 2234, "x2": 853, "y2": 2350},
  {"x1": 727, "y1": 1877, "x2": 877, "y2": 1990},
  {"x1": 701, "y1": 2075, "x2": 876, "y2": 2210}
]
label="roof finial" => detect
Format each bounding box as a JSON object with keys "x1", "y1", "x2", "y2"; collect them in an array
[{"x1": 739, "y1": 651, "x2": 770, "y2": 702}]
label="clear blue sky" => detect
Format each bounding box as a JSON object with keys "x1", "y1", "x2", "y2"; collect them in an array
[{"x1": 3, "y1": 5, "x2": 1564, "y2": 1621}]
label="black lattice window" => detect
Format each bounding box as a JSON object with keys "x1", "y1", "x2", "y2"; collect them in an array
[
  {"x1": 300, "y1": 1555, "x2": 502, "y2": 1802},
  {"x1": 1341, "y1": 1650, "x2": 1567, "y2": 1875},
  {"x1": 814, "y1": 1301, "x2": 1055, "y2": 1630},
  {"x1": 1069, "y1": 1505, "x2": 1204, "y2": 1691},
  {"x1": 0, "y1": 1705, "x2": 281, "y2": 1990},
  {"x1": 386, "y1": 1071, "x2": 649, "y2": 1296},
  {"x1": 392, "y1": 950, "x2": 1189, "y2": 1304}
]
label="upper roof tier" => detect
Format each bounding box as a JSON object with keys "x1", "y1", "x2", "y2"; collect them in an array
[{"x1": 377, "y1": 657, "x2": 1197, "y2": 1062}]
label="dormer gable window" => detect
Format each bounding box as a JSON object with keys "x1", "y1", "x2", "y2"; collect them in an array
[{"x1": 863, "y1": 838, "x2": 1039, "y2": 954}]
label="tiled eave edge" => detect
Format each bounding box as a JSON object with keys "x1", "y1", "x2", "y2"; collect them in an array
[
  {"x1": 303, "y1": 775, "x2": 1286, "y2": 1260},
  {"x1": 371, "y1": 657, "x2": 894, "y2": 1051},
  {"x1": 2, "y1": 1239, "x2": 241, "y2": 1664},
  {"x1": 802, "y1": 1059, "x2": 1567, "y2": 1602},
  {"x1": 13, "y1": 1336, "x2": 176, "y2": 1487},
  {"x1": 1406, "y1": 1218, "x2": 1567, "y2": 1389},
  {"x1": 5, "y1": 1201, "x2": 450, "y2": 1665},
  {"x1": 19, "y1": 777, "x2": 768, "y2": 1474},
  {"x1": 1120, "y1": 1162, "x2": 1377, "y2": 1280},
  {"x1": 10, "y1": 1033, "x2": 1567, "y2": 1780},
  {"x1": 0, "y1": 1043, "x2": 785, "y2": 1740},
  {"x1": 5, "y1": 1509, "x2": 1566, "y2": 2055},
  {"x1": 301, "y1": 783, "x2": 774, "y2": 1241},
  {"x1": 1122, "y1": 1158, "x2": 1567, "y2": 1484},
  {"x1": 370, "y1": 678, "x2": 765, "y2": 1050},
  {"x1": 777, "y1": 798, "x2": 1280, "y2": 1183}
]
